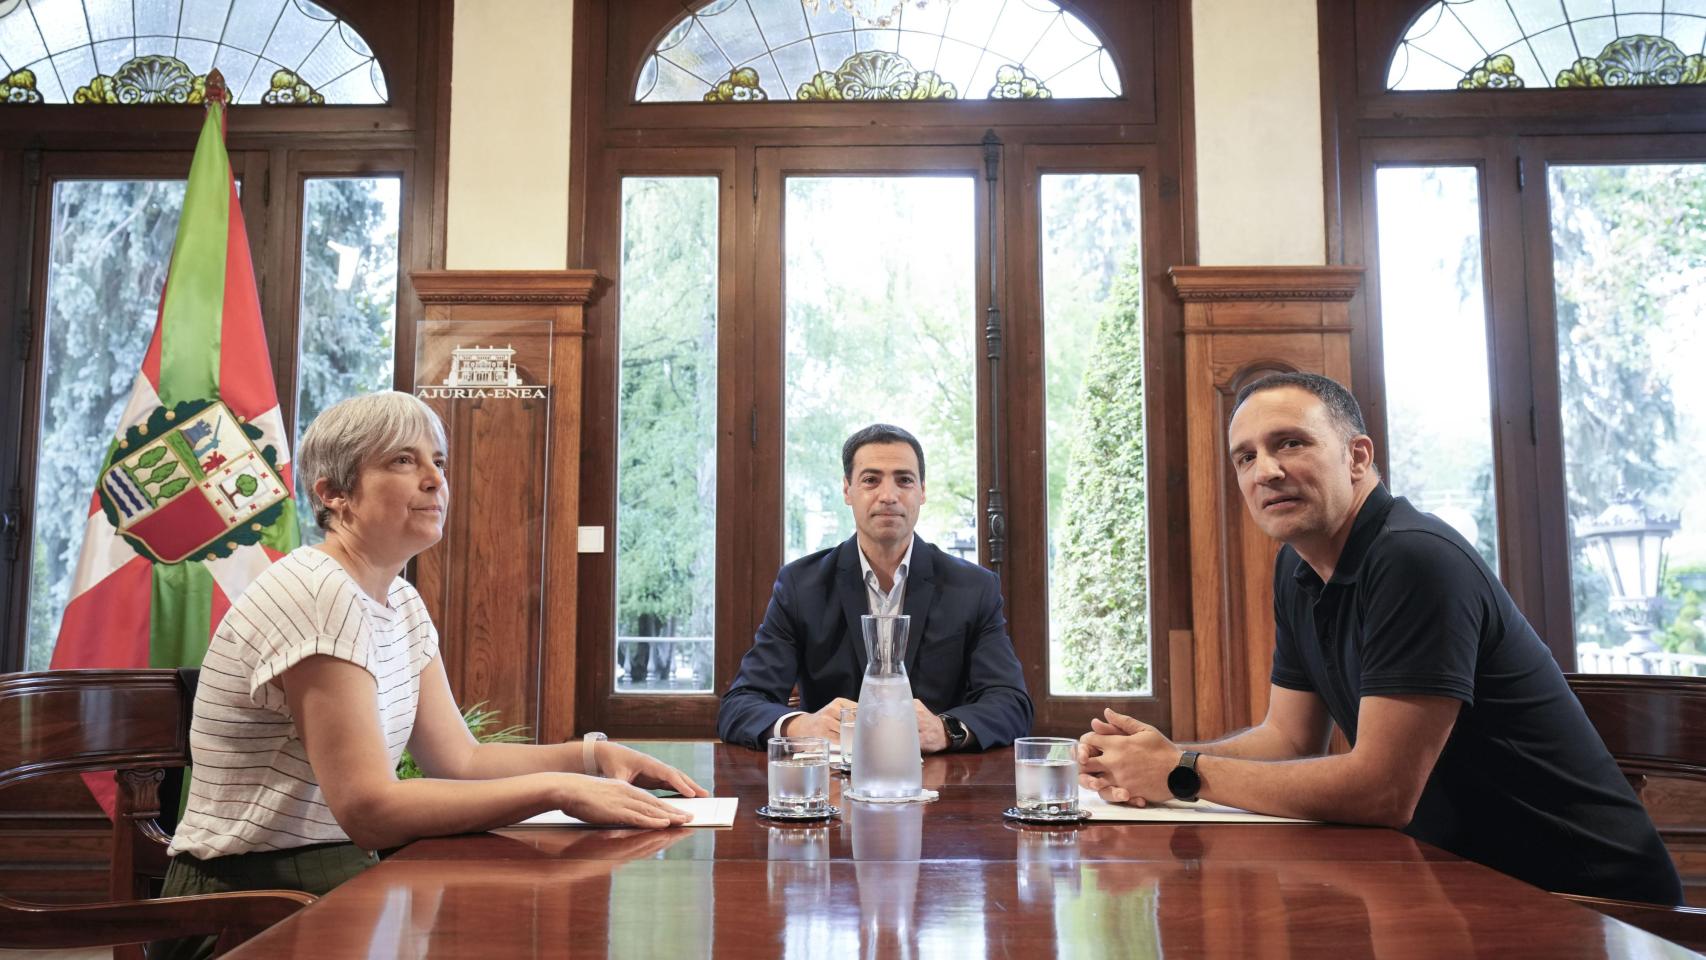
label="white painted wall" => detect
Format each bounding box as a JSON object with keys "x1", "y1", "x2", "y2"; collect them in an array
[
  {"x1": 1191, "y1": 0, "x2": 1326, "y2": 265},
  {"x1": 445, "y1": 0, "x2": 574, "y2": 270}
]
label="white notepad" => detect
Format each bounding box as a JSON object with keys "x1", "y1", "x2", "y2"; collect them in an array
[
  {"x1": 512, "y1": 796, "x2": 738, "y2": 828},
  {"x1": 1079, "y1": 789, "x2": 1314, "y2": 824}
]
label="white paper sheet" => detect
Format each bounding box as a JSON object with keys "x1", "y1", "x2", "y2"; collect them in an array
[
  {"x1": 1079, "y1": 789, "x2": 1314, "y2": 824},
  {"x1": 512, "y1": 796, "x2": 738, "y2": 828}
]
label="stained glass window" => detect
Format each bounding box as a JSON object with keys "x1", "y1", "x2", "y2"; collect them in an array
[
  {"x1": 0, "y1": 0, "x2": 386, "y2": 104},
  {"x1": 637, "y1": 0, "x2": 1120, "y2": 103},
  {"x1": 1390, "y1": 0, "x2": 1706, "y2": 91}
]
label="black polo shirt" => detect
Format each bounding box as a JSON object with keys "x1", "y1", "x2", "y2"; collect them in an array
[{"x1": 1271, "y1": 484, "x2": 1681, "y2": 905}]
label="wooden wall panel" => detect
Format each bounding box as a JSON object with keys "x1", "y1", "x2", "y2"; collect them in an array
[
  {"x1": 1172, "y1": 267, "x2": 1363, "y2": 740},
  {"x1": 0, "y1": 775, "x2": 109, "y2": 904},
  {"x1": 411, "y1": 271, "x2": 600, "y2": 745}
]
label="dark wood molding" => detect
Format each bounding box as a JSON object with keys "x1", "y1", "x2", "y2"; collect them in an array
[
  {"x1": 1170, "y1": 266, "x2": 1366, "y2": 303},
  {"x1": 0, "y1": 774, "x2": 111, "y2": 905},
  {"x1": 1175, "y1": 0, "x2": 1200, "y2": 266},
  {"x1": 413, "y1": 270, "x2": 604, "y2": 306},
  {"x1": 426, "y1": 0, "x2": 455, "y2": 272}
]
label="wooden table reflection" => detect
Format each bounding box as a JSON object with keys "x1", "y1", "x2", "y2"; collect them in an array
[{"x1": 223, "y1": 743, "x2": 1696, "y2": 959}]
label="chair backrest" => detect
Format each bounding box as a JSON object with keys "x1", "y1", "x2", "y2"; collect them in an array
[
  {"x1": 0, "y1": 669, "x2": 313, "y2": 957},
  {"x1": 0, "y1": 668, "x2": 193, "y2": 900},
  {"x1": 0, "y1": 669, "x2": 194, "y2": 787},
  {"x1": 1557, "y1": 677, "x2": 1706, "y2": 946},
  {"x1": 1567, "y1": 673, "x2": 1706, "y2": 797}
]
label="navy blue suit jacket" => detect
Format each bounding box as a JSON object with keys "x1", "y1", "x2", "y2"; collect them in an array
[{"x1": 717, "y1": 535, "x2": 1033, "y2": 750}]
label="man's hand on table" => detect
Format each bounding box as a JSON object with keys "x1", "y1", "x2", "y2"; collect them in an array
[
  {"x1": 1076, "y1": 708, "x2": 1184, "y2": 806},
  {"x1": 913, "y1": 699, "x2": 948, "y2": 753},
  {"x1": 780, "y1": 697, "x2": 858, "y2": 743},
  {"x1": 779, "y1": 697, "x2": 947, "y2": 753}
]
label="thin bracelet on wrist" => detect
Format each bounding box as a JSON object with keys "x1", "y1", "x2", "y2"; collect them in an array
[{"x1": 582, "y1": 731, "x2": 607, "y2": 777}]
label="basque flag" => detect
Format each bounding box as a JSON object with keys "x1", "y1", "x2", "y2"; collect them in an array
[{"x1": 50, "y1": 70, "x2": 298, "y2": 815}]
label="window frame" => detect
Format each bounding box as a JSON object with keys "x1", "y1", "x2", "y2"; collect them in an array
[
  {"x1": 0, "y1": 0, "x2": 450, "y2": 672},
  {"x1": 580, "y1": 146, "x2": 744, "y2": 734},
  {"x1": 1014, "y1": 141, "x2": 1177, "y2": 733},
  {"x1": 570, "y1": 0, "x2": 1194, "y2": 739},
  {"x1": 1322, "y1": 0, "x2": 1706, "y2": 669}
]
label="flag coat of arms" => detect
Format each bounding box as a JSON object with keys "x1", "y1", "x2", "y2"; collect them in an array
[{"x1": 50, "y1": 72, "x2": 297, "y2": 811}]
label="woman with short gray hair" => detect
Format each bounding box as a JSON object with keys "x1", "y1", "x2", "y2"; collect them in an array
[
  {"x1": 157, "y1": 391, "x2": 703, "y2": 958},
  {"x1": 296, "y1": 389, "x2": 451, "y2": 533}
]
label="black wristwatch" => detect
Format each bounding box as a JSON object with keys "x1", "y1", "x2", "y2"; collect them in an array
[
  {"x1": 939, "y1": 713, "x2": 969, "y2": 751},
  {"x1": 1167, "y1": 750, "x2": 1202, "y2": 802}
]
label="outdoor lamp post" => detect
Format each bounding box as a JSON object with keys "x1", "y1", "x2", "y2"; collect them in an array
[{"x1": 1576, "y1": 488, "x2": 1680, "y2": 656}]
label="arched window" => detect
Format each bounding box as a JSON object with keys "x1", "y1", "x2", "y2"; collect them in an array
[
  {"x1": 637, "y1": 0, "x2": 1119, "y2": 102},
  {"x1": 1389, "y1": 1, "x2": 1706, "y2": 90},
  {"x1": 0, "y1": 0, "x2": 386, "y2": 104},
  {"x1": 568, "y1": 0, "x2": 1186, "y2": 742},
  {"x1": 1322, "y1": 0, "x2": 1706, "y2": 680}
]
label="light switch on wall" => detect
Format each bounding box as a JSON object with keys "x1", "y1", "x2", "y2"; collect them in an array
[{"x1": 577, "y1": 526, "x2": 605, "y2": 553}]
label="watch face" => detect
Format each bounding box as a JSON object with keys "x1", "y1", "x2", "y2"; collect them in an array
[
  {"x1": 1167, "y1": 764, "x2": 1201, "y2": 800},
  {"x1": 942, "y1": 715, "x2": 967, "y2": 745}
]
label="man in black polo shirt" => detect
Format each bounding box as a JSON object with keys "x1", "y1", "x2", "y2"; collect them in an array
[{"x1": 1077, "y1": 372, "x2": 1680, "y2": 904}]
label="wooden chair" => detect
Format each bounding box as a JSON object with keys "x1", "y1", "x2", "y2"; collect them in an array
[
  {"x1": 0, "y1": 669, "x2": 314, "y2": 958},
  {"x1": 1561, "y1": 673, "x2": 1706, "y2": 953}
]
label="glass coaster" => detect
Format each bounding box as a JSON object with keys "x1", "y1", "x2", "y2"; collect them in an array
[
  {"x1": 757, "y1": 804, "x2": 840, "y2": 821},
  {"x1": 842, "y1": 788, "x2": 940, "y2": 804},
  {"x1": 1002, "y1": 806, "x2": 1091, "y2": 824}
]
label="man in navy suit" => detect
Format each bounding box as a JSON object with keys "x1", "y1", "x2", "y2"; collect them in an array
[{"x1": 717, "y1": 424, "x2": 1033, "y2": 752}]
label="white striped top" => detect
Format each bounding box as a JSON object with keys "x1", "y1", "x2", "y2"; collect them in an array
[{"x1": 168, "y1": 546, "x2": 438, "y2": 860}]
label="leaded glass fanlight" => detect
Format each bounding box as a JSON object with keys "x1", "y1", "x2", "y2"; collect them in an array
[
  {"x1": 0, "y1": 0, "x2": 386, "y2": 104},
  {"x1": 1390, "y1": 0, "x2": 1706, "y2": 90},
  {"x1": 637, "y1": 0, "x2": 1121, "y2": 103}
]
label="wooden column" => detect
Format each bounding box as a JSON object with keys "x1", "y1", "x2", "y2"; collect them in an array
[
  {"x1": 410, "y1": 270, "x2": 601, "y2": 746},
  {"x1": 1171, "y1": 266, "x2": 1364, "y2": 740}
]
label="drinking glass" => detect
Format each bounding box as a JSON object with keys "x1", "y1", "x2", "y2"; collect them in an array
[
  {"x1": 767, "y1": 736, "x2": 831, "y2": 816},
  {"x1": 1014, "y1": 736, "x2": 1079, "y2": 819}
]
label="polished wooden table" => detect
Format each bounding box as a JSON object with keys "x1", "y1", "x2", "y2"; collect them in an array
[{"x1": 224, "y1": 743, "x2": 1696, "y2": 958}]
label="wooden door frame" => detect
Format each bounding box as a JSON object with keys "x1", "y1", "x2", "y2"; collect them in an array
[
  {"x1": 1010, "y1": 142, "x2": 1178, "y2": 735},
  {"x1": 578, "y1": 147, "x2": 745, "y2": 736},
  {"x1": 569, "y1": 0, "x2": 1196, "y2": 740}
]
